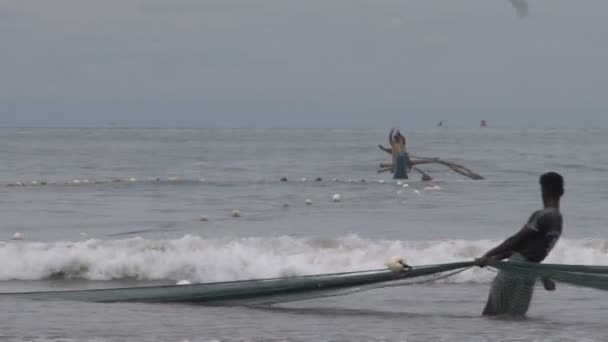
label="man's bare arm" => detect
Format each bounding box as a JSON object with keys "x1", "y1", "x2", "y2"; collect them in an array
[
  {"x1": 378, "y1": 145, "x2": 392, "y2": 154},
  {"x1": 475, "y1": 226, "x2": 537, "y2": 266}
]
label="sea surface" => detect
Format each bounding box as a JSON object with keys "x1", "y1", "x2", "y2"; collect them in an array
[{"x1": 0, "y1": 128, "x2": 607, "y2": 342}]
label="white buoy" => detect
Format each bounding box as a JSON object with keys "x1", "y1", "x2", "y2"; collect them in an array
[
  {"x1": 128, "y1": 177, "x2": 137, "y2": 182},
  {"x1": 301, "y1": 177, "x2": 307, "y2": 182},
  {"x1": 433, "y1": 185, "x2": 441, "y2": 191},
  {"x1": 11, "y1": 232, "x2": 22, "y2": 240},
  {"x1": 176, "y1": 280, "x2": 192, "y2": 285},
  {"x1": 199, "y1": 215, "x2": 209, "y2": 222},
  {"x1": 83, "y1": 179, "x2": 90, "y2": 184},
  {"x1": 31, "y1": 180, "x2": 39, "y2": 185},
  {"x1": 305, "y1": 199, "x2": 312, "y2": 206},
  {"x1": 413, "y1": 189, "x2": 421, "y2": 195},
  {"x1": 402, "y1": 183, "x2": 409, "y2": 188},
  {"x1": 72, "y1": 179, "x2": 81, "y2": 184},
  {"x1": 386, "y1": 256, "x2": 408, "y2": 273},
  {"x1": 15, "y1": 181, "x2": 24, "y2": 187},
  {"x1": 396, "y1": 181, "x2": 403, "y2": 186},
  {"x1": 332, "y1": 194, "x2": 341, "y2": 202},
  {"x1": 379, "y1": 179, "x2": 385, "y2": 184},
  {"x1": 232, "y1": 210, "x2": 241, "y2": 218}
]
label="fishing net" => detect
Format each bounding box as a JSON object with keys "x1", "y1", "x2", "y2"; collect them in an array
[
  {"x1": 1, "y1": 262, "x2": 472, "y2": 304},
  {"x1": 2, "y1": 260, "x2": 607, "y2": 304},
  {"x1": 490, "y1": 260, "x2": 608, "y2": 292}
]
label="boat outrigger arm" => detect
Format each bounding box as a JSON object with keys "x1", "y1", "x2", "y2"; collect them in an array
[{"x1": 377, "y1": 148, "x2": 484, "y2": 181}]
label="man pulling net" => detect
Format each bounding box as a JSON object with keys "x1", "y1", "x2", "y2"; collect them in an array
[{"x1": 475, "y1": 172, "x2": 564, "y2": 316}]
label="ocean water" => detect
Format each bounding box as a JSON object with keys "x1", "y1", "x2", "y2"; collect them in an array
[{"x1": 0, "y1": 128, "x2": 607, "y2": 341}]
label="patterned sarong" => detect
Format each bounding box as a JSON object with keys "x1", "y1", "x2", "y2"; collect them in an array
[
  {"x1": 393, "y1": 152, "x2": 411, "y2": 179},
  {"x1": 483, "y1": 253, "x2": 537, "y2": 316}
]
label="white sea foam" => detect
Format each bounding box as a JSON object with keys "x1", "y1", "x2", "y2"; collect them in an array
[{"x1": 0, "y1": 235, "x2": 606, "y2": 283}]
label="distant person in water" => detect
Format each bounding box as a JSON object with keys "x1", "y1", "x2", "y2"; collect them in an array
[
  {"x1": 378, "y1": 128, "x2": 419, "y2": 179},
  {"x1": 378, "y1": 127, "x2": 403, "y2": 147},
  {"x1": 475, "y1": 172, "x2": 564, "y2": 317},
  {"x1": 389, "y1": 129, "x2": 406, "y2": 159},
  {"x1": 387, "y1": 129, "x2": 411, "y2": 179},
  {"x1": 377, "y1": 129, "x2": 406, "y2": 156}
]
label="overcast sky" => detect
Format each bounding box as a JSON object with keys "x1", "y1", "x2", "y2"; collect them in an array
[{"x1": 1, "y1": 0, "x2": 606, "y2": 129}]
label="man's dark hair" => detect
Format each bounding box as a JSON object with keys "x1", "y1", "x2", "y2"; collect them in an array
[{"x1": 540, "y1": 172, "x2": 564, "y2": 197}]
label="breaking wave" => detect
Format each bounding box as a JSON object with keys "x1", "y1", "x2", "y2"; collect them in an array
[{"x1": 1, "y1": 235, "x2": 607, "y2": 283}]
